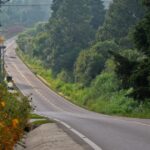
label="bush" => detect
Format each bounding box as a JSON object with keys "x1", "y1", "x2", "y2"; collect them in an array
[
  {"x1": 57, "y1": 70, "x2": 73, "y2": 83},
  {"x1": 0, "y1": 85, "x2": 31, "y2": 149}
]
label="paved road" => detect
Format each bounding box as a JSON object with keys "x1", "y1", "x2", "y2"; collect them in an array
[{"x1": 5, "y1": 39, "x2": 150, "y2": 150}]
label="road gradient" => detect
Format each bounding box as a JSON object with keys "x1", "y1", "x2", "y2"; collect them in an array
[{"x1": 5, "y1": 39, "x2": 150, "y2": 150}]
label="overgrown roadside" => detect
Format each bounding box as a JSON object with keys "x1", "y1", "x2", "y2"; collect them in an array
[
  {"x1": 16, "y1": 49, "x2": 150, "y2": 119},
  {"x1": 0, "y1": 84, "x2": 31, "y2": 149}
]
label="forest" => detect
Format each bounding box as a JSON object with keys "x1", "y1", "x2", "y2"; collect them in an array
[
  {"x1": 0, "y1": 0, "x2": 52, "y2": 37},
  {"x1": 17, "y1": 0, "x2": 150, "y2": 117}
]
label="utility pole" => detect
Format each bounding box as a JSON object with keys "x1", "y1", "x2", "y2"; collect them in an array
[
  {"x1": 0, "y1": 37, "x2": 5, "y2": 82},
  {"x1": 0, "y1": 0, "x2": 9, "y2": 83}
]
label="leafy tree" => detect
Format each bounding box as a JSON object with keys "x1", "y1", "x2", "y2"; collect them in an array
[
  {"x1": 130, "y1": 2, "x2": 150, "y2": 100},
  {"x1": 130, "y1": 59, "x2": 150, "y2": 100},
  {"x1": 109, "y1": 51, "x2": 138, "y2": 89},
  {"x1": 74, "y1": 40, "x2": 119, "y2": 85},
  {"x1": 91, "y1": 40, "x2": 119, "y2": 58},
  {"x1": 89, "y1": 0, "x2": 106, "y2": 29},
  {"x1": 97, "y1": 0, "x2": 145, "y2": 46},
  {"x1": 1, "y1": 0, "x2": 52, "y2": 27},
  {"x1": 74, "y1": 49, "x2": 104, "y2": 85},
  {"x1": 111, "y1": 1, "x2": 150, "y2": 101},
  {"x1": 45, "y1": 0, "x2": 105, "y2": 74},
  {"x1": 143, "y1": 0, "x2": 150, "y2": 7},
  {"x1": 133, "y1": 12, "x2": 150, "y2": 56}
]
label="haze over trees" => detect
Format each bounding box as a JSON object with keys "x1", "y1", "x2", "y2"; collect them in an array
[
  {"x1": 0, "y1": 0, "x2": 52, "y2": 27},
  {"x1": 17, "y1": 0, "x2": 150, "y2": 116}
]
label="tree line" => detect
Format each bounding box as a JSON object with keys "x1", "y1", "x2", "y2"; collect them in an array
[{"x1": 17, "y1": 0, "x2": 150, "y2": 103}]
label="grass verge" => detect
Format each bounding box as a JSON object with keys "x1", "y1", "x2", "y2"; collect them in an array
[{"x1": 16, "y1": 49, "x2": 150, "y2": 119}]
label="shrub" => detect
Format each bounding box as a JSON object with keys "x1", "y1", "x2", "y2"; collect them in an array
[{"x1": 0, "y1": 85, "x2": 31, "y2": 149}]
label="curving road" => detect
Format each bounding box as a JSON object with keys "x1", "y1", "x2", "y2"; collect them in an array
[{"x1": 4, "y1": 39, "x2": 150, "y2": 150}]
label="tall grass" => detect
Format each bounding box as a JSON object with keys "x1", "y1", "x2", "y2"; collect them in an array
[{"x1": 17, "y1": 50, "x2": 150, "y2": 118}]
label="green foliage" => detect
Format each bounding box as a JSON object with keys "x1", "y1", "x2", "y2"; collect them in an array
[
  {"x1": 30, "y1": 114, "x2": 46, "y2": 119},
  {"x1": 130, "y1": 58, "x2": 150, "y2": 100},
  {"x1": 97, "y1": 0, "x2": 145, "y2": 47},
  {"x1": 74, "y1": 40, "x2": 119, "y2": 85},
  {"x1": 0, "y1": 85, "x2": 31, "y2": 148},
  {"x1": 104, "y1": 58, "x2": 116, "y2": 73},
  {"x1": 120, "y1": 49, "x2": 145, "y2": 61},
  {"x1": 17, "y1": 22, "x2": 47, "y2": 58},
  {"x1": 89, "y1": 0, "x2": 106, "y2": 29},
  {"x1": 143, "y1": 0, "x2": 150, "y2": 7},
  {"x1": 74, "y1": 49, "x2": 104, "y2": 85},
  {"x1": 88, "y1": 91, "x2": 139, "y2": 115},
  {"x1": 18, "y1": 51, "x2": 150, "y2": 118},
  {"x1": 17, "y1": 0, "x2": 106, "y2": 75},
  {"x1": 57, "y1": 70, "x2": 73, "y2": 82},
  {"x1": 1, "y1": 0, "x2": 52, "y2": 27},
  {"x1": 109, "y1": 51, "x2": 138, "y2": 89},
  {"x1": 133, "y1": 12, "x2": 150, "y2": 56},
  {"x1": 84, "y1": 72, "x2": 120, "y2": 101},
  {"x1": 91, "y1": 40, "x2": 119, "y2": 57},
  {"x1": 32, "y1": 119, "x2": 53, "y2": 126},
  {"x1": 111, "y1": 3, "x2": 150, "y2": 101},
  {"x1": 17, "y1": 0, "x2": 150, "y2": 116},
  {"x1": 45, "y1": 0, "x2": 97, "y2": 73}
]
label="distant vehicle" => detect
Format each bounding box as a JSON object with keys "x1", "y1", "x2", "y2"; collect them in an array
[
  {"x1": 5, "y1": 75, "x2": 16, "y2": 93},
  {"x1": 6, "y1": 75, "x2": 13, "y2": 82}
]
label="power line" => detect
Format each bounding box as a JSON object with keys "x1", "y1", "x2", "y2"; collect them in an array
[{"x1": 2, "y1": 4, "x2": 51, "y2": 7}]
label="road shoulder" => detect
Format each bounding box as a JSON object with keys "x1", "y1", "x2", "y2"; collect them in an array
[{"x1": 15, "y1": 123, "x2": 93, "y2": 150}]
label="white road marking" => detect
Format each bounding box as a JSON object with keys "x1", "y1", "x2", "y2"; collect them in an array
[
  {"x1": 110, "y1": 117, "x2": 150, "y2": 127},
  {"x1": 132, "y1": 121, "x2": 150, "y2": 127},
  {"x1": 5, "y1": 40, "x2": 150, "y2": 150},
  {"x1": 7, "y1": 50, "x2": 150, "y2": 128},
  {"x1": 53, "y1": 118, "x2": 103, "y2": 150},
  {"x1": 12, "y1": 63, "x2": 65, "y2": 112}
]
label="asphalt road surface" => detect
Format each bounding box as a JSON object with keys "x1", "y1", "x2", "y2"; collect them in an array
[{"x1": 4, "y1": 39, "x2": 150, "y2": 150}]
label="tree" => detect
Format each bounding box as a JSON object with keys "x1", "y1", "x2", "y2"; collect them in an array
[
  {"x1": 133, "y1": 12, "x2": 150, "y2": 56},
  {"x1": 45, "y1": 0, "x2": 106, "y2": 74},
  {"x1": 130, "y1": 2, "x2": 150, "y2": 100},
  {"x1": 109, "y1": 51, "x2": 138, "y2": 89},
  {"x1": 1, "y1": 0, "x2": 52, "y2": 27},
  {"x1": 74, "y1": 49, "x2": 104, "y2": 85},
  {"x1": 111, "y1": 1, "x2": 150, "y2": 101},
  {"x1": 74, "y1": 40, "x2": 119, "y2": 85},
  {"x1": 97, "y1": 0, "x2": 145, "y2": 46},
  {"x1": 89, "y1": 0, "x2": 106, "y2": 29}
]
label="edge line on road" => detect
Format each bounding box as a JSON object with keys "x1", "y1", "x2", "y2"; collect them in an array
[
  {"x1": 12, "y1": 63, "x2": 65, "y2": 112},
  {"x1": 53, "y1": 118, "x2": 103, "y2": 150}
]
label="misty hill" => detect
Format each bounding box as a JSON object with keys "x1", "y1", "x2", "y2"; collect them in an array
[{"x1": 0, "y1": 0, "x2": 52, "y2": 27}]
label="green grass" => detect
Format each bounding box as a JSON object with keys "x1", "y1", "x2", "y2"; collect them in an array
[
  {"x1": 30, "y1": 113, "x2": 46, "y2": 119},
  {"x1": 30, "y1": 113, "x2": 54, "y2": 126},
  {"x1": 32, "y1": 119, "x2": 54, "y2": 126},
  {"x1": 17, "y1": 49, "x2": 150, "y2": 119}
]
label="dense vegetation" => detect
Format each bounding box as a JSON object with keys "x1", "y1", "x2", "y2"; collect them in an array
[
  {"x1": 0, "y1": 85, "x2": 31, "y2": 149},
  {"x1": 17, "y1": 0, "x2": 150, "y2": 117},
  {"x1": 0, "y1": 0, "x2": 52, "y2": 28}
]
